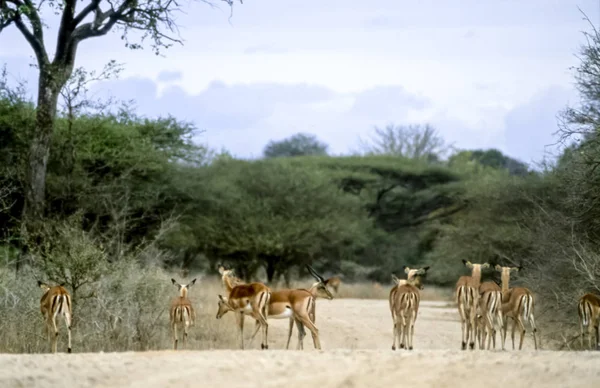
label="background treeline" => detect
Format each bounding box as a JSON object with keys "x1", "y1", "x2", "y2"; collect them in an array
[{"x1": 1, "y1": 23, "x2": 600, "y2": 352}]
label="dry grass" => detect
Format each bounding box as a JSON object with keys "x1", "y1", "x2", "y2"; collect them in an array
[{"x1": 0, "y1": 264, "x2": 455, "y2": 354}]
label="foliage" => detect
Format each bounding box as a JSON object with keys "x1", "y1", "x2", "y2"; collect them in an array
[{"x1": 263, "y1": 132, "x2": 329, "y2": 158}]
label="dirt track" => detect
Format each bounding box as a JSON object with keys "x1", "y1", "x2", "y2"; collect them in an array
[{"x1": 1, "y1": 298, "x2": 599, "y2": 388}]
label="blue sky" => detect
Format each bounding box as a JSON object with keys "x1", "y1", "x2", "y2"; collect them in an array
[{"x1": 0, "y1": 0, "x2": 598, "y2": 164}]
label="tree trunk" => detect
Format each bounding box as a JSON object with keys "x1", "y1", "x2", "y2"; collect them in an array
[
  {"x1": 265, "y1": 260, "x2": 276, "y2": 284},
  {"x1": 21, "y1": 66, "x2": 63, "y2": 259}
]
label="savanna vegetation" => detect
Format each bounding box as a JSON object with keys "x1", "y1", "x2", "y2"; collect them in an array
[{"x1": 1, "y1": 1, "x2": 600, "y2": 353}]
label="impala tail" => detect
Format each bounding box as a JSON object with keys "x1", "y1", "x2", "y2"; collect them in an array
[{"x1": 521, "y1": 294, "x2": 533, "y2": 322}]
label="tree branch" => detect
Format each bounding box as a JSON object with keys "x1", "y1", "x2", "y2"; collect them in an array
[
  {"x1": 3, "y1": 0, "x2": 49, "y2": 66},
  {"x1": 54, "y1": 0, "x2": 77, "y2": 63}
]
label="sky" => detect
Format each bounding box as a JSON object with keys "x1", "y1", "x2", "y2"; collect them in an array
[{"x1": 1, "y1": 0, "x2": 598, "y2": 165}]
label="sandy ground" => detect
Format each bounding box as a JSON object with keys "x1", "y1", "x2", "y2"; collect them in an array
[{"x1": 1, "y1": 298, "x2": 599, "y2": 388}]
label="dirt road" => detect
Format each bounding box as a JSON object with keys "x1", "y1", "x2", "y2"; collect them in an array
[{"x1": 1, "y1": 299, "x2": 598, "y2": 388}]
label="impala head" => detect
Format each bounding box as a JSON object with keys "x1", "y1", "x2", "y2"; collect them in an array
[
  {"x1": 306, "y1": 264, "x2": 334, "y2": 300},
  {"x1": 462, "y1": 259, "x2": 490, "y2": 276},
  {"x1": 37, "y1": 280, "x2": 51, "y2": 293},
  {"x1": 400, "y1": 266, "x2": 431, "y2": 289},
  {"x1": 494, "y1": 264, "x2": 521, "y2": 283},
  {"x1": 171, "y1": 278, "x2": 197, "y2": 298},
  {"x1": 218, "y1": 264, "x2": 237, "y2": 279},
  {"x1": 216, "y1": 294, "x2": 233, "y2": 319}
]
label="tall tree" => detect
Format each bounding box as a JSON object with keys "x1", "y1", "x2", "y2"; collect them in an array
[
  {"x1": 263, "y1": 133, "x2": 329, "y2": 158},
  {"x1": 0, "y1": 0, "x2": 240, "y2": 239},
  {"x1": 358, "y1": 123, "x2": 452, "y2": 161}
]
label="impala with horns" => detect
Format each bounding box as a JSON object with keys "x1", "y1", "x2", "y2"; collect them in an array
[
  {"x1": 38, "y1": 281, "x2": 73, "y2": 353},
  {"x1": 578, "y1": 293, "x2": 600, "y2": 350},
  {"x1": 170, "y1": 278, "x2": 197, "y2": 350},
  {"x1": 390, "y1": 266, "x2": 430, "y2": 351},
  {"x1": 455, "y1": 260, "x2": 489, "y2": 350},
  {"x1": 494, "y1": 264, "x2": 538, "y2": 350},
  {"x1": 217, "y1": 264, "x2": 332, "y2": 349}
]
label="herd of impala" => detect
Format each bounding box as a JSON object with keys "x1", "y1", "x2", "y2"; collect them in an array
[{"x1": 36, "y1": 260, "x2": 600, "y2": 353}]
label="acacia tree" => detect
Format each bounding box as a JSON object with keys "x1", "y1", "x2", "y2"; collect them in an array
[{"x1": 0, "y1": 0, "x2": 240, "y2": 237}]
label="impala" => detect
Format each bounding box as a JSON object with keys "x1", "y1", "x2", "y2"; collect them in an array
[
  {"x1": 170, "y1": 278, "x2": 197, "y2": 350},
  {"x1": 578, "y1": 292, "x2": 600, "y2": 350},
  {"x1": 390, "y1": 266, "x2": 430, "y2": 350},
  {"x1": 477, "y1": 280, "x2": 504, "y2": 350},
  {"x1": 455, "y1": 260, "x2": 489, "y2": 350},
  {"x1": 494, "y1": 264, "x2": 538, "y2": 350},
  {"x1": 217, "y1": 271, "x2": 271, "y2": 350},
  {"x1": 217, "y1": 264, "x2": 332, "y2": 349},
  {"x1": 38, "y1": 281, "x2": 72, "y2": 353}
]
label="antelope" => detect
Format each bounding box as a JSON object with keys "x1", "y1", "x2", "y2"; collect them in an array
[
  {"x1": 217, "y1": 274, "x2": 271, "y2": 349},
  {"x1": 217, "y1": 264, "x2": 332, "y2": 349},
  {"x1": 324, "y1": 275, "x2": 342, "y2": 294},
  {"x1": 218, "y1": 264, "x2": 244, "y2": 289},
  {"x1": 494, "y1": 264, "x2": 538, "y2": 350},
  {"x1": 578, "y1": 293, "x2": 600, "y2": 350},
  {"x1": 38, "y1": 281, "x2": 73, "y2": 353},
  {"x1": 455, "y1": 260, "x2": 489, "y2": 350},
  {"x1": 170, "y1": 278, "x2": 197, "y2": 350},
  {"x1": 477, "y1": 280, "x2": 504, "y2": 350},
  {"x1": 390, "y1": 266, "x2": 430, "y2": 350}
]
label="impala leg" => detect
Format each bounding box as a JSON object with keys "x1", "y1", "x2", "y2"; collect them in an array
[
  {"x1": 64, "y1": 311, "x2": 72, "y2": 354},
  {"x1": 296, "y1": 320, "x2": 305, "y2": 350},
  {"x1": 183, "y1": 320, "x2": 189, "y2": 349},
  {"x1": 51, "y1": 314, "x2": 59, "y2": 354},
  {"x1": 408, "y1": 310, "x2": 416, "y2": 350},
  {"x1": 235, "y1": 311, "x2": 245, "y2": 350},
  {"x1": 502, "y1": 317, "x2": 509, "y2": 350},
  {"x1": 529, "y1": 313, "x2": 538, "y2": 350},
  {"x1": 249, "y1": 319, "x2": 261, "y2": 343},
  {"x1": 172, "y1": 321, "x2": 178, "y2": 350},
  {"x1": 299, "y1": 315, "x2": 321, "y2": 350},
  {"x1": 497, "y1": 312, "x2": 505, "y2": 351},
  {"x1": 399, "y1": 313, "x2": 407, "y2": 349},
  {"x1": 590, "y1": 319, "x2": 600, "y2": 350},
  {"x1": 516, "y1": 316, "x2": 526, "y2": 351},
  {"x1": 286, "y1": 317, "x2": 294, "y2": 350}
]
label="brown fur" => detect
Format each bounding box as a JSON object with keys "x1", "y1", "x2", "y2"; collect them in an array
[
  {"x1": 217, "y1": 267, "x2": 330, "y2": 350},
  {"x1": 224, "y1": 282, "x2": 271, "y2": 350},
  {"x1": 494, "y1": 265, "x2": 538, "y2": 350},
  {"x1": 170, "y1": 278, "x2": 196, "y2": 350},
  {"x1": 578, "y1": 293, "x2": 600, "y2": 350},
  {"x1": 455, "y1": 261, "x2": 488, "y2": 350},
  {"x1": 389, "y1": 266, "x2": 429, "y2": 351},
  {"x1": 477, "y1": 281, "x2": 504, "y2": 350},
  {"x1": 38, "y1": 281, "x2": 72, "y2": 354}
]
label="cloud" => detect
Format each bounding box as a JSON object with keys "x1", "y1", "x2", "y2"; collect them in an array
[
  {"x1": 157, "y1": 70, "x2": 183, "y2": 82},
  {"x1": 503, "y1": 85, "x2": 576, "y2": 164},
  {"x1": 243, "y1": 45, "x2": 289, "y2": 55},
  {"x1": 89, "y1": 76, "x2": 432, "y2": 158}
]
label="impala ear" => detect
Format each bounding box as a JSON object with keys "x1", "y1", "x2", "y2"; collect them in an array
[
  {"x1": 391, "y1": 274, "x2": 401, "y2": 285},
  {"x1": 218, "y1": 294, "x2": 224, "y2": 301},
  {"x1": 171, "y1": 278, "x2": 178, "y2": 285},
  {"x1": 403, "y1": 266, "x2": 410, "y2": 274},
  {"x1": 37, "y1": 280, "x2": 49, "y2": 290},
  {"x1": 511, "y1": 267, "x2": 520, "y2": 273},
  {"x1": 463, "y1": 260, "x2": 473, "y2": 269},
  {"x1": 481, "y1": 263, "x2": 490, "y2": 269},
  {"x1": 217, "y1": 265, "x2": 225, "y2": 275},
  {"x1": 189, "y1": 278, "x2": 197, "y2": 286},
  {"x1": 494, "y1": 264, "x2": 502, "y2": 272}
]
